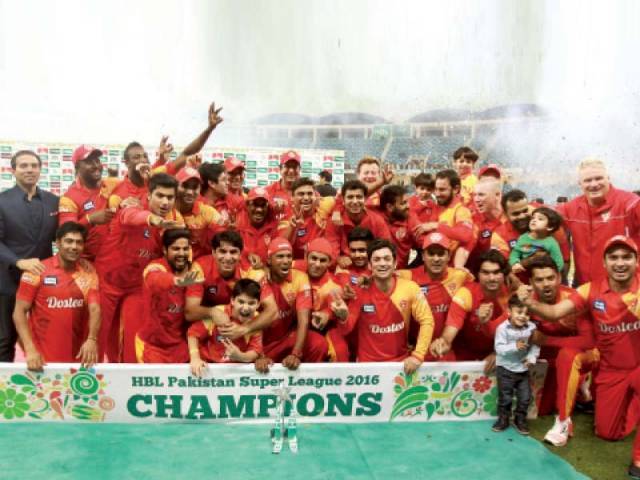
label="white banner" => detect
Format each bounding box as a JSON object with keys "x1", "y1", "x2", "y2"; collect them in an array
[{"x1": 0, "y1": 362, "x2": 547, "y2": 424}]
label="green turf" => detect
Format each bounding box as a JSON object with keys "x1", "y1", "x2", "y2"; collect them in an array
[
  {"x1": 530, "y1": 413, "x2": 634, "y2": 480},
  {"x1": 0, "y1": 421, "x2": 586, "y2": 480}
]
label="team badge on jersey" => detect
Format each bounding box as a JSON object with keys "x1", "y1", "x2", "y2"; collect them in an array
[
  {"x1": 395, "y1": 228, "x2": 407, "y2": 240},
  {"x1": 43, "y1": 276, "x2": 58, "y2": 286},
  {"x1": 509, "y1": 240, "x2": 517, "y2": 248},
  {"x1": 362, "y1": 304, "x2": 376, "y2": 313},
  {"x1": 208, "y1": 286, "x2": 218, "y2": 295},
  {"x1": 481, "y1": 229, "x2": 491, "y2": 238},
  {"x1": 593, "y1": 300, "x2": 606, "y2": 312},
  {"x1": 143, "y1": 228, "x2": 151, "y2": 239},
  {"x1": 83, "y1": 201, "x2": 95, "y2": 211},
  {"x1": 296, "y1": 228, "x2": 307, "y2": 237}
]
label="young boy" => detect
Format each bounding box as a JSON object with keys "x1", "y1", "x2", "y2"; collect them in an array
[
  {"x1": 509, "y1": 206, "x2": 564, "y2": 274},
  {"x1": 188, "y1": 279, "x2": 263, "y2": 377},
  {"x1": 492, "y1": 295, "x2": 540, "y2": 435},
  {"x1": 409, "y1": 173, "x2": 436, "y2": 223}
]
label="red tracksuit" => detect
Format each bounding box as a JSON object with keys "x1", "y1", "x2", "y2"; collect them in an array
[
  {"x1": 278, "y1": 212, "x2": 327, "y2": 260},
  {"x1": 467, "y1": 212, "x2": 506, "y2": 273},
  {"x1": 234, "y1": 210, "x2": 283, "y2": 270},
  {"x1": 325, "y1": 208, "x2": 392, "y2": 257}
]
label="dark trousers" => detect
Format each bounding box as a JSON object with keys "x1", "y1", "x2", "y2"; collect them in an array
[
  {"x1": 0, "y1": 294, "x2": 17, "y2": 362},
  {"x1": 496, "y1": 365, "x2": 531, "y2": 420}
]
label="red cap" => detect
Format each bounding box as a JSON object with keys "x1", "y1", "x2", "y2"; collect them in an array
[
  {"x1": 478, "y1": 164, "x2": 502, "y2": 179},
  {"x1": 71, "y1": 145, "x2": 102, "y2": 166},
  {"x1": 307, "y1": 238, "x2": 335, "y2": 258},
  {"x1": 267, "y1": 237, "x2": 292, "y2": 257},
  {"x1": 224, "y1": 157, "x2": 245, "y2": 172},
  {"x1": 280, "y1": 150, "x2": 301, "y2": 166},
  {"x1": 247, "y1": 186, "x2": 270, "y2": 203},
  {"x1": 175, "y1": 167, "x2": 201, "y2": 184},
  {"x1": 422, "y1": 232, "x2": 451, "y2": 250},
  {"x1": 603, "y1": 235, "x2": 638, "y2": 256}
]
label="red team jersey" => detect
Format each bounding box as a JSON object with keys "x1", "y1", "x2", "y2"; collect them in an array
[
  {"x1": 16, "y1": 256, "x2": 99, "y2": 362},
  {"x1": 181, "y1": 201, "x2": 223, "y2": 260},
  {"x1": 279, "y1": 213, "x2": 327, "y2": 260},
  {"x1": 340, "y1": 278, "x2": 434, "y2": 362},
  {"x1": 325, "y1": 208, "x2": 392, "y2": 256},
  {"x1": 136, "y1": 259, "x2": 189, "y2": 362},
  {"x1": 335, "y1": 264, "x2": 371, "y2": 288},
  {"x1": 408, "y1": 196, "x2": 436, "y2": 224},
  {"x1": 234, "y1": 209, "x2": 283, "y2": 269},
  {"x1": 187, "y1": 305, "x2": 263, "y2": 363}
]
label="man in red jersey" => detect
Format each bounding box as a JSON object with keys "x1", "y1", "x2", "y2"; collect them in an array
[
  {"x1": 334, "y1": 227, "x2": 374, "y2": 288},
  {"x1": 265, "y1": 150, "x2": 301, "y2": 212},
  {"x1": 198, "y1": 162, "x2": 245, "y2": 223},
  {"x1": 254, "y1": 238, "x2": 328, "y2": 372},
  {"x1": 413, "y1": 169, "x2": 475, "y2": 268},
  {"x1": 13, "y1": 222, "x2": 100, "y2": 370},
  {"x1": 58, "y1": 145, "x2": 119, "y2": 260},
  {"x1": 468, "y1": 177, "x2": 505, "y2": 272},
  {"x1": 184, "y1": 230, "x2": 277, "y2": 330},
  {"x1": 518, "y1": 235, "x2": 640, "y2": 478},
  {"x1": 95, "y1": 173, "x2": 184, "y2": 362},
  {"x1": 430, "y1": 249, "x2": 511, "y2": 370},
  {"x1": 398, "y1": 232, "x2": 473, "y2": 360},
  {"x1": 278, "y1": 178, "x2": 328, "y2": 260},
  {"x1": 325, "y1": 180, "x2": 392, "y2": 265},
  {"x1": 224, "y1": 156, "x2": 246, "y2": 198},
  {"x1": 379, "y1": 185, "x2": 421, "y2": 269},
  {"x1": 135, "y1": 229, "x2": 201, "y2": 363},
  {"x1": 174, "y1": 167, "x2": 223, "y2": 260},
  {"x1": 557, "y1": 158, "x2": 640, "y2": 284},
  {"x1": 333, "y1": 239, "x2": 434, "y2": 373}
]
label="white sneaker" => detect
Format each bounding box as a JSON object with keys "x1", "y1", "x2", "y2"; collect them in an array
[{"x1": 544, "y1": 416, "x2": 573, "y2": 447}]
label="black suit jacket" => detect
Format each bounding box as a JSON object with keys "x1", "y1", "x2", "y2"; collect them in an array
[{"x1": 0, "y1": 185, "x2": 59, "y2": 295}]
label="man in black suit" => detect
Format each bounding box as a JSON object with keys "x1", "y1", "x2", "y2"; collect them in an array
[{"x1": 0, "y1": 150, "x2": 59, "y2": 361}]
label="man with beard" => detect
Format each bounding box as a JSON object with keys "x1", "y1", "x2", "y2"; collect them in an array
[
  {"x1": 279, "y1": 178, "x2": 328, "y2": 260},
  {"x1": 59, "y1": 145, "x2": 119, "y2": 260},
  {"x1": 398, "y1": 232, "x2": 473, "y2": 360},
  {"x1": 452, "y1": 146, "x2": 479, "y2": 206},
  {"x1": 518, "y1": 236, "x2": 640, "y2": 478},
  {"x1": 13, "y1": 222, "x2": 100, "y2": 370},
  {"x1": 430, "y1": 250, "x2": 511, "y2": 370},
  {"x1": 254, "y1": 238, "x2": 328, "y2": 372},
  {"x1": 468, "y1": 178, "x2": 506, "y2": 273},
  {"x1": 334, "y1": 227, "x2": 374, "y2": 288},
  {"x1": 379, "y1": 185, "x2": 421, "y2": 269},
  {"x1": 174, "y1": 167, "x2": 223, "y2": 260},
  {"x1": 557, "y1": 158, "x2": 640, "y2": 284},
  {"x1": 325, "y1": 180, "x2": 391, "y2": 265},
  {"x1": 413, "y1": 169, "x2": 475, "y2": 269},
  {"x1": 234, "y1": 187, "x2": 284, "y2": 270},
  {"x1": 199, "y1": 162, "x2": 245, "y2": 224},
  {"x1": 332, "y1": 239, "x2": 434, "y2": 373},
  {"x1": 95, "y1": 173, "x2": 184, "y2": 361},
  {"x1": 224, "y1": 157, "x2": 247, "y2": 197},
  {"x1": 184, "y1": 230, "x2": 277, "y2": 334},
  {"x1": 266, "y1": 150, "x2": 302, "y2": 212},
  {"x1": 135, "y1": 229, "x2": 201, "y2": 363}
]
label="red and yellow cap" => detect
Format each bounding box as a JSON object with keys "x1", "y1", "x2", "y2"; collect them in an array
[{"x1": 268, "y1": 237, "x2": 293, "y2": 257}]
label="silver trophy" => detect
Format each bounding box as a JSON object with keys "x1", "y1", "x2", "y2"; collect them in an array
[{"x1": 271, "y1": 386, "x2": 298, "y2": 454}]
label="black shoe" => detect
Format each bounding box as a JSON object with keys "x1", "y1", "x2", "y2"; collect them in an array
[
  {"x1": 574, "y1": 400, "x2": 595, "y2": 415},
  {"x1": 629, "y1": 462, "x2": 640, "y2": 479},
  {"x1": 492, "y1": 416, "x2": 510, "y2": 432},
  {"x1": 513, "y1": 417, "x2": 530, "y2": 435}
]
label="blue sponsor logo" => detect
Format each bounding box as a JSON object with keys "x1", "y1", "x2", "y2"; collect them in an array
[
  {"x1": 208, "y1": 286, "x2": 218, "y2": 295},
  {"x1": 593, "y1": 300, "x2": 606, "y2": 312},
  {"x1": 420, "y1": 285, "x2": 429, "y2": 295},
  {"x1": 43, "y1": 276, "x2": 58, "y2": 286},
  {"x1": 481, "y1": 229, "x2": 491, "y2": 238},
  {"x1": 83, "y1": 201, "x2": 95, "y2": 211},
  {"x1": 509, "y1": 240, "x2": 517, "y2": 248},
  {"x1": 350, "y1": 275, "x2": 358, "y2": 285},
  {"x1": 362, "y1": 304, "x2": 376, "y2": 314},
  {"x1": 296, "y1": 228, "x2": 307, "y2": 237},
  {"x1": 143, "y1": 229, "x2": 151, "y2": 239}
]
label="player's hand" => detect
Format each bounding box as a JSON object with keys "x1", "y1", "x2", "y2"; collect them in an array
[
  {"x1": 186, "y1": 153, "x2": 203, "y2": 168},
  {"x1": 218, "y1": 321, "x2": 248, "y2": 340},
  {"x1": 88, "y1": 208, "x2": 116, "y2": 226},
  {"x1": 282, "y1": 354, "x2": 301, "y2": 370},
  {"x1": 477, "y1": 302, "x2": 494, "y2": 324},
  {"x1": 342, "y1": 283, "x2": 356, "y2": 301},
  {"x1": 403, "y1": 355, "x2": 422, "y2": 374},
  {"x1": 76, "y1": 338, "x2": 98, "y2": 368},
  {"x1": 248, "y1": 254, "x2": 263, "y2": 270},
  {"x1": 190, "y1": 357, "x2": 208, "y2": 377},
  {"x1": 154, "y1": 219, "x2": 186, "y2": 230},
  {"x1": 174, "y1": 271, "x2": 202, "y2": 288},
  {"x1": 516, "y1": 339, "x2": 528, "y2": 351},
  {"x1": 330, "y1": 296, "x2": 349, "y2": 321},
  {"x1": 136, "y1": 163, "x2": 151, "y2": 179},
  {"x1": 517, "y1": 285, "x2": 534, "y2": 305},
  {"x1": 254, "y1": 355, "x2": 273, "y2": 374},
  {"x1": 157, "y1": 135, "x2": 174, "y2": 162},
  {"x1": 208, "y1": 102, "x2": 224, "y2": 129},
  {"x1": 311, "y1": 311, "x2": 330, "y2": 330},
  {"x1": 25, "y1": 347, "x2": 45, "y2": 372},
  {"x1": 273, "y1": 198, "x2": 287, "y2": 213},
  {"x1": 483, "y1": 353, "x2": 497, "y2": 374},
  {"x1": 529, "y1": 330, "x2": 545, "y2": 346},
  {"x1": 222, "y1": 338, "x2": 243, "y2": 361},
  {"x1": 337, "y1": 256, "x2": 352, "y2": 269},
  {"x1": 120, "y1": 196, "x2": 142, "y2": 209},
  {"x1": 511, "y1": 263, "x2": 525, "y2": 274},
  {"x1": 331, "y1": 210, "x2": 343, "y2": 227},
  {"x1": 16, "y1": 258, "x2": 46, "y2": 276},
  {"x1": 382, "y1": 163, "x2": 394, "y2": 184},
  {"x1": 429, "y1": 338, "x2": 450, "y2": 358}
]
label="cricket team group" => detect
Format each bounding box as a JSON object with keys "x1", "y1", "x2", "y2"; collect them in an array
[{"x1": 2, "y1": 103, "x2": 640, "y2": 475}]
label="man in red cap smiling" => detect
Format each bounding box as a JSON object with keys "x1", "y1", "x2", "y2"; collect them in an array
[
  {"x1": 265, "y1": 150, "x2": 301, "y2": 211},
  {"x1": 255, "y1": 237, "x2": 328, "y2": 372},
  {"x1": 224, "y1": 157, "x2": 247, "y2": 198},
  {"x1": 58, "y1": 145, "x2": 119, "y2": 260},
  {"x1": 518, "y1": 235, "x2": 640, "y2": 477},
  {"x1": 398, "y1": 232, "x2": 473, "y2": 360},
  {"x1": 175, "y1": 167, "x2": 224, "y2": 260},
  {"x1": 234, "y1": 187, "x2": 286, "y2": 270}
]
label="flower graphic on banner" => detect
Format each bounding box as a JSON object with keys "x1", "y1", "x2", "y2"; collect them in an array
[
  {"x1": 472, "y1": 375, "x2": 492, "y2": 393},
  {"x1": 0, "y1": 367, "x2": 114, "y2": 422}
]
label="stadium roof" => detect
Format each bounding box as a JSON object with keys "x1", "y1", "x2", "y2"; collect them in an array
[
  {"x1": 408, "y1": 109, "x2": 473, "y2": 123},
  {"x1": 314, "y1": 112, "x2": 387, "y2": 125},
  {"x1": 474, "y1": 104, "x2": 546, "y2": 119},
  {"x1": 252, "y1": 113, "x2": 314, "y2": 125}
]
